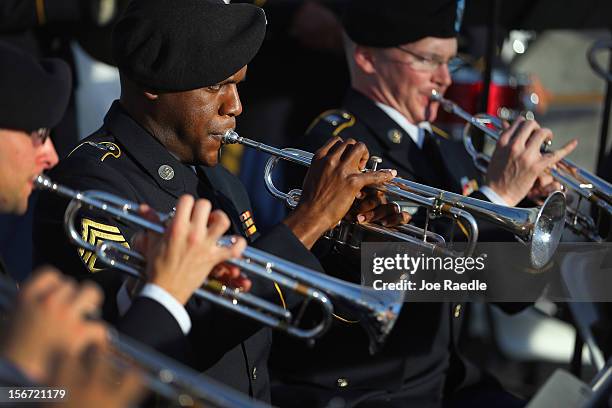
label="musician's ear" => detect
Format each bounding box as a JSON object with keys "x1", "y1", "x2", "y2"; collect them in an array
[{"x1": 354, "y1": 46, "x2": 378, "y2": 75}]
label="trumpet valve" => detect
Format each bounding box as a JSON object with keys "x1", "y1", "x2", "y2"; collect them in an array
[{"x1": 366, "y1": 156, "x2": 383, "y2": 172}]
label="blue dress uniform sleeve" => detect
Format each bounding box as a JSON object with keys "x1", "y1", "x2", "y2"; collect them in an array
[
  {"x1": 116, "y1": 296, "x2": 192, "y2": 363},
  {"x1": 202, "y1": 164, "x2": 324, "y2": 307},
  {"x1": 253, "y1": 223, "x2": 324, "y2": 273},
  {"x1": 248, "y1": 222, "x2": 325, "y2": 311}
]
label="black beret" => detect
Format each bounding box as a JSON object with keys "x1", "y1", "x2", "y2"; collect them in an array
[
  {"x1": 112, "y1": 0, "x2": 267, "y2": 92},
  {"x1": 343, "y1": 0, "x2": 460, "y2": 47},
  {"x1": 0, "y1": 42, "x2": 72, "y2": 132}
]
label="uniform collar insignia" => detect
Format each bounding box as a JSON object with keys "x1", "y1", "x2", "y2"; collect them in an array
[
  {"x1": 158, "y1": 164, "x2": 175, "y2": 180},
  {"x1": 387, "y1": 128, "x2": 403, "y2": 144}
]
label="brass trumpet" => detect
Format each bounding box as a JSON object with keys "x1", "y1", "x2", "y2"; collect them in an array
[
  {"x1": 34, "y1": 175, "x2": 403, "y2": 354},
  {"x1": 222, "y1": 131, "x2": 567, "y2": 269},
  {"x1": 431, "y1": 89, "x2": 612, "y2": 242}
]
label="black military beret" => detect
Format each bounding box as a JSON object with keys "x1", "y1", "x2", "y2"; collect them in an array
[
  {"x1": 0, "y1": 42, "x2": 72, "y2": 132},
  {"x1": 343, "y1": 0, "x2": 460, "y2": 47},
  {"x1": 112, "y1": 0, "x2": 267, "y2": 92}
]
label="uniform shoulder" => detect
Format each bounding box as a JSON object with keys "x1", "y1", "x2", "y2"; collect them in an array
[
  {"x1": 47, "y1": 132, "x2": 134, "y2": 195},
  {"x1": 303, "y1": 109, "x2": 362, "y2": 151},
  {"x1": 305, "y1": 109, "x2": 356, "y2": 138},
  {"x1": 51, "y1": 132, "x2": 128, "y2": 180},
  {"x1": 430, "y1": 124, "x2": 451, "y2": 140},
  {"x1": 65, "y1": 132, "x2": 123, "y2": 163}
]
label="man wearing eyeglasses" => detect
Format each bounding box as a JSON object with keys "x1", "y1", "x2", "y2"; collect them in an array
[{"x1": 271, "y1": 1, "x2": 576, "y2": 407}]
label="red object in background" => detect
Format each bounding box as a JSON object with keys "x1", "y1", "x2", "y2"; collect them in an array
[{"x1": 437, "y1": 69, "x2": 528, "y2": 125}]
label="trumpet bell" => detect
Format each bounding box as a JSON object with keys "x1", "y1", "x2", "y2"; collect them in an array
[
  {"x1": 359, "y1": 288, "x2": 405, "y2": 354},
  {"x1": 328, "y1": 279, "x2": 405, "y2": 354},
  {"x1": 529, "y1": 191, "x2": 566, "y2": 269},
  {"x1": 433, "y1": 89, "x2": 610, "y2": 242},
  {"x1": 386, "y1": 177, "x2": 565, "y2": 269}
]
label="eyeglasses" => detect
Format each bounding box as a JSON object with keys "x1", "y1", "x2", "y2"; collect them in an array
[
  {"x1": 30, "y1": 128, "x2": 51, "y2": 145},
  {"x1": 394, "y1": 47, "x2": 464, "y2": 73}
]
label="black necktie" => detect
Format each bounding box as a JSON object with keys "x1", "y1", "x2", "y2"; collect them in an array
[{"x1": 412, "y1": 130, "x2": 449, "y2": 191}]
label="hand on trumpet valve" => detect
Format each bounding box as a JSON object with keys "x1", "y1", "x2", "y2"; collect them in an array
[
  {"x1": 527, "y1": 169, "x2": 564, "y2": 205},
  {"x1": 284, "y1": 137, "x2": 397, "y2": 248},
  {"x1": 486, "y1": 117, "x2": 577, "y2": 206},
  {"x1": 209, "y1": 263, "x2": 252, "y2": 293},
  {"x1": 133, "y1": 195, "x2": 248, "y2": 305},
  {"x1": 351, "y1": 188, "x2": 412, "y2": 227}
]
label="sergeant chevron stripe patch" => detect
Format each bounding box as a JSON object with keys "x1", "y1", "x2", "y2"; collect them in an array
[{"x1": 78, "y1": 218, "x2": 130, "y2": 273}]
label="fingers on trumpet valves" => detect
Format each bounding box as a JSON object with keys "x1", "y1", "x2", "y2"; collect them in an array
[
  {"x1": 227, "y1": 236, "x2": 247, "y2": 260},
  {"x1": 216, "y1": 235, "x2": 241, "y2": 248},
  {"x1": 526, "y1": 127, "x2": 553, "y2": 151},
  {"x1": 314, "y1": 136, "x2": 344, "y2": 159},
  {"x1": 337, "y1": 139, "x2": 369, "y2": 168},
  {"x1": 383, "y1": 168, "x2": 397, "y2": 177},
  {"x1": 366, "y1": 156, "x2": 383, "y2": 171},
  {"x1": 498, "y1": 116, "x2": 526, "y2": 146}
]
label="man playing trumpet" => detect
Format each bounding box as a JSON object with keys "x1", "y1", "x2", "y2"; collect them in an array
[
  {"x1": 33, "y1": 0, "x2": 400, "y2": 402},
  {"x1": 0, "y1": 40, "x2": 248, "y2": 406},
  {"x1": 273, "y1": 1, "x2": 577, "y2": 407}
]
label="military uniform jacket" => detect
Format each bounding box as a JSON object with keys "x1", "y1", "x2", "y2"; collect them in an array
[
  {"x1": 303, "y1": 89, "x2": 484, "y2": 200},
  {"x1": 33, "y1": 101, "x2": 323, "y2": 402},
  {"x1": 271, "y1": 89, "x2": 509, "y2": 407}
]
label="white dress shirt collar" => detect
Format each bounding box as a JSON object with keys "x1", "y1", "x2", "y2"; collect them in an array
[{"x1": 374, "y1": 102, "x2": 431, "y2": 149}]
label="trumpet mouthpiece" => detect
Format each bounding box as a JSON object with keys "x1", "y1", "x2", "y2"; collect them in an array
[
  {"x1": 221, "y1": 129, "x2": 240, "y2": 145},
  {"x1": 33, "y1": 174, "x2": 52, "y2": 190},
  {"x1": 430, "y1": 89, "x2": 441, "y2": 101}
]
